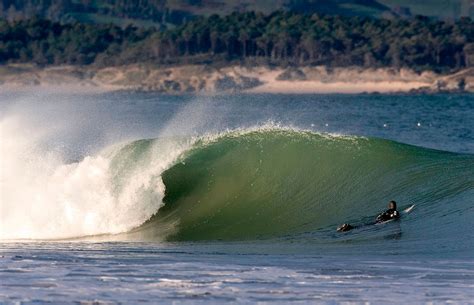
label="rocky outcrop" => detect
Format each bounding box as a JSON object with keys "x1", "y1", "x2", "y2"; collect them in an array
[
  {"x1": 408, "y1": 68, "x2": 474, "y2": 94},
  {"x1": 433, "y1": 68, "x2": 474, "y2": 92},
  {"x1": 276, "y1": 68, "x2": 307, "y2": 81},
  {"x1": 214, "y1": 75, "x2": 262, "y2": 92}
]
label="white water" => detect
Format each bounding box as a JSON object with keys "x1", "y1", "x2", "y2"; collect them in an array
[
  {"x1": 0, "y1": 116, "x2": 171, "y2": 239},
  {"x1": 0, "y1": 93, "x2": 230, "y2": 240}
]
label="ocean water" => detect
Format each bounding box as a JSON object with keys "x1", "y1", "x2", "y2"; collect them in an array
[{"x1": 0, "y1": 91, "x2": 473, "y2": 303}]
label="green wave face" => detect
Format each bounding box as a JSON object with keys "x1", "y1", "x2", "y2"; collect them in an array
[{"x1": 131, "y1": 130, "x2": 473, "y2": 241}]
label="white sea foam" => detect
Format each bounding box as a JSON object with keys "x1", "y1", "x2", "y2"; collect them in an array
[
  {"x1": 0, "y1": 116, "x2": 173, "y2": 239},
  {"x1": 0, "y1": 94, "x2": 228, "y2": 240}
]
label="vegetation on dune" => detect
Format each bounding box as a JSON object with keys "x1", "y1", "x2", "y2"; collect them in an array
[{"x1": 0, "y1": 12, "x2": 473, "y2": 72}]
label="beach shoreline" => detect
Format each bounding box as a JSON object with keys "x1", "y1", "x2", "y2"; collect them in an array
[{"x1": 1, "y1": 64, "x2": 472, "y2": 94}]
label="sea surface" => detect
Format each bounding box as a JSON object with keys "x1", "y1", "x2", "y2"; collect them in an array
[{"x1": 1, "y1": 92, "x2": 473, "y2": 303}]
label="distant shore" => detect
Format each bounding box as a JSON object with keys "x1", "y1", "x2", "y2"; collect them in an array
[{"x1": 1, "y1": 64, "x2": 472, "y2": 94}]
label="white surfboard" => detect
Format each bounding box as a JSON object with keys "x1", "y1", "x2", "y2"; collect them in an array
[{"x1": 403, "y1": 204, "x2": 415, "y2": 214}]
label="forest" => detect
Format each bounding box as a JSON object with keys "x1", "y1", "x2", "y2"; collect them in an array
[{"x1": 1, "y1": 11, "x2": 473, "y2": 72}]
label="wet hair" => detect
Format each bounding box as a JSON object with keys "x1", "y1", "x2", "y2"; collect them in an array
[{"x1": 389, "y1": 200, "x2": 397, "y2": 209}]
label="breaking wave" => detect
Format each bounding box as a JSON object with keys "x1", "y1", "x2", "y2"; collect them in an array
[{"x1": 1, "y1": 122, "x2": 473, "y2": 243}]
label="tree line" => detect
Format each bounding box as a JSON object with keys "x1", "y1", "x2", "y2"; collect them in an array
[
  {"x1": 0, "y1": 0, "x2": 199, "y2": 25},
  {"x1": 1, "y1": 11, "x2": 473, "y2": 71}
]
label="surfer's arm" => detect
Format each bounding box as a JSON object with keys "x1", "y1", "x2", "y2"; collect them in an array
[{"x1": 375, "y1": 212, "x2": 388, "y2": 223}]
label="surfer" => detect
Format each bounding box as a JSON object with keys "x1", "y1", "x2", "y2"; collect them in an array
[
  {"x1": 337, "y1": 200, "x2": 400, "y2": 232},
  {"x1": 375, "y1": 200, "x2": 400, "y2": 223}
]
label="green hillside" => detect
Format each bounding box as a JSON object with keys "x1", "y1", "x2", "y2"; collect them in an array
[
  {"x1": 379, "y1": 0, "x2": 473, "y2": 20},
  {"x1": 0, "y1": 0, "x2": 472, "y2": 29}
]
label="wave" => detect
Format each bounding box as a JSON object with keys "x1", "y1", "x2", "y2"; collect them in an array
[
  {"x1": 1, "y1": 123, "x2": 473, "y2": 242},
  {"x1": 130, "y1": 129, "x2": 474, "y2": 242}
]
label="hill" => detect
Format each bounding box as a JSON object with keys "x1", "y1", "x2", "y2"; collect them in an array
[
  {"x1": 379, "y1": 0, "x2": 474, "y2": 20},
  {"x1": 0, "y1": 0, "x2": 472, "y2": 28}
]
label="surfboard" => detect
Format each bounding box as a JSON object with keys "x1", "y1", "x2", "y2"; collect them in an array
[{"x1": 403, "y1": 204, "x2": 415, "y2": 213}]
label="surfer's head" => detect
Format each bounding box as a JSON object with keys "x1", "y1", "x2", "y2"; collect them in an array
[{"x1": 388, "y1": 200, "x2": 397, "y2": 210}]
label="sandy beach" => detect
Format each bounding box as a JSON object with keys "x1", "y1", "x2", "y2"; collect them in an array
[{"x1": 0, "y1": 64, "x2": 471, "y2": 94}]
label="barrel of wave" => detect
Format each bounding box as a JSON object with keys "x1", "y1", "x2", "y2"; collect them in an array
[{"x1": 133, "y1": 129, "x2": 469, "y2": 241}]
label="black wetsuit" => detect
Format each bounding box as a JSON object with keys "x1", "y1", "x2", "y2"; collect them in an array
[{"x1": 375, "y1": 208, "x2": 400, "y2": 223}]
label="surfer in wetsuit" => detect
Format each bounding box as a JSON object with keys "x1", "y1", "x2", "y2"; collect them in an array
[
  {"x1": 375, "y1": 200, "x2": 400, "y2": 223},
  {"x1": 337, "y1": 200, "x2": 400, "y2": 232}
]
